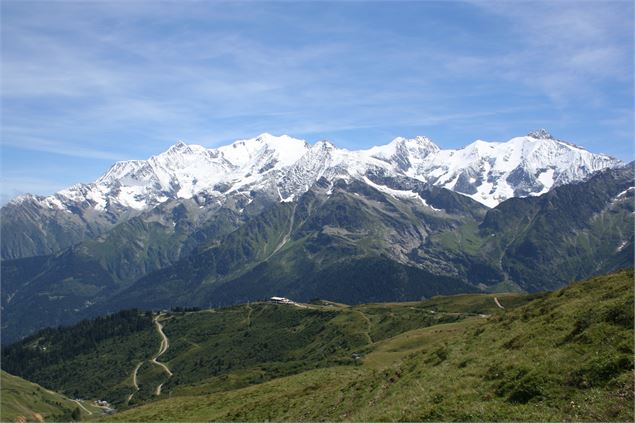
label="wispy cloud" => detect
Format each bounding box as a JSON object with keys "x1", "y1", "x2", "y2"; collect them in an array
[
  {"x1": 0, "y1": 175, "x2": 68, "y2": 205},
  {"x1": 1, "y1": 131, "x2": 127, "y2": 161},
  {"x1": 0, "y1": 1, "x2": 632, "y2": 200},
  {"x1": 464, "y1": 0, "x2": 633, "y2": 103}
]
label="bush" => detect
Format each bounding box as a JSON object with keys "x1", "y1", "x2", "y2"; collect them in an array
[
  {"x1": 495, "y1": 368, "x2": 545, "y2": 403},
  {"x1": 568, "y1": 353, "x2": 633, "y2": 388},
  {"x1": 603, "y1": 302, "x2": 634, "y2": 328}
]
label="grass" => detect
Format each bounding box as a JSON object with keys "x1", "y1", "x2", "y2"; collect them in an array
[
  {"x1": 102, "y1": 269, "x2": 634, "y2": 422},
  {"x1": 3, "y1": 269, "x2": 631, "y2": 421},
  {"x1": 0, "y1": 370, "x2": 100, "y2": 422},
  {"x1": 1, "y1": 311, "x2": 157, "y2": 407}
]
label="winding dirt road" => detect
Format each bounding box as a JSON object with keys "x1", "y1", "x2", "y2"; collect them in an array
[
  {"x1": 494, "y1": 297, "x2": 505, "y2": 309},
  {"x1": 71, "y1": 400, "x2": 92, "y2": 415},
  {"x1": 151, "y1": 314, "x2": 173, "y2": 395},
  {"x1": 126, "y1": 361, "x2": 143, "y2": 402},
  {"x1": 355, "y1": 310, "x2": 373, "y2": 344}
]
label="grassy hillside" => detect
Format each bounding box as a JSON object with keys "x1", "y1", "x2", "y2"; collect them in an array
[
  {"x1": 3, "y1": 289, "x2": 521, "y2": 410},
  {"x1": 1, "y1": 310, "x2": 156, "y2": 406},
  {"x1": 3, "y1": 269, "x2": 631, "y2": 421},
  {"x1": 103, "y1": 269, "x2": 633, "y2": 422},
  {"x1": 0, "y1": 370, "x2": 99, "y2": 422}
]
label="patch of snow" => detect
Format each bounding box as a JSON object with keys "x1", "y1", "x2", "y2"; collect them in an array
[
  {"x1": 362, "y1": 177, "x2": 441, "y2": 211},
  {"x1": 420, "y1": 197, "x2": 442, "y2": 212},
  {"x1": 615, "y1": 187, "x2": 635, "y2": 199},
  {"x1": 536, "y1": 169, "x2": 555, "y2": 195},
  {"x1": 616, "y1": 240, "x2": 629, "y2": 252}
]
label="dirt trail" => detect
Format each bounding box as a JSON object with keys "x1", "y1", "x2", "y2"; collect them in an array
[
  {"x1": 151, "y1": 315, "x2": 173, "y2": 377},
  {"x1": 71, "y1": 400, "x2": 92, "y2": 415},
  {"x1": 131, "y1": 361, "x2": 142, "y2": 389},
  {"x1": 355, "y1": 310, "x2": 373, "y2": 344},
  {"x1": 126, "y1": 361, "x2": 143, "y2": 402},
  {"x1": 151, "y1": 314, "x2": 173, "y2": 395},
  {"x1": 494, "y1": 297, "x2": 505, "y2": 309},
  {"x1": 245, "y1": 304, "x2": 253, "y2": 327}
]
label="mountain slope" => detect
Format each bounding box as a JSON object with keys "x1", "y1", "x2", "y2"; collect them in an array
[
  {"x1": 1, "y1": 130, "x2": 620, "y2": 260},
  {"x1": 1, "y1": 310, "x2": 155, "y2": 404},
  {"x1": 3, "y1": 270, "x2": 632, "y2": 422},
  {"x1": 91, "y1": 178, "x2": 486, "y2": 314},
  {"x1": 2, "y1": 164, "x2": 631, "y2": 344},
  {"x1": 481, "y1": 163, "x2": 634, "y2": 290},
  {"x1": 0, "y1": 370, "x2": 96, "y2": 422},
  {"x1": 105, "y1": 269, "x2": 634, "y2": 422}
]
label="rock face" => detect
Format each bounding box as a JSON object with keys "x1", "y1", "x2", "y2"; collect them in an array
[{"x1": 1, "y1": 130, "x2": 620, "y2": 260}]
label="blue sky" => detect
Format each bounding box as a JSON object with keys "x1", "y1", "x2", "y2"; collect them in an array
[{"x1": 1, "y1": 0, "x2": 633, "y2": 204}]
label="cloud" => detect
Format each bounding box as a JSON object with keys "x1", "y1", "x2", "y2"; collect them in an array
[
  {"x1": 0, "y1": 0, "x2": 632, "y2": 202},
  {"x1": 0, "y1": 175, "x2": 68, "y2": 205},
  {"x1": 0, "y1": 132, "x2": 127, "y2": 161},
  {"x1": 465, "y1": 0, "x2": 633, "y2": 103}
]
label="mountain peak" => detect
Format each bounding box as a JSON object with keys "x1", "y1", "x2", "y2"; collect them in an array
[
  {"x1": 254, "y1": 132, "x2": 276, "y2": 142},
  {"x1": 8, "y1": 131, "x2": 621, "y2": 214},
  {"x1": 527, "y1": 129, "x2": 556, "y2": 140},
  {"x1": 391, "y1": 135, "x2": 440, "y2": 152},
  {"x1": 164, "y1": 140, "x2": 197, "y2": 155},
  {"x1": 315, "y1": 140, "x2": 336, "y2": 149},
  {"x1": 8, "y1": 193, "x2": 38, "y2": 206}
]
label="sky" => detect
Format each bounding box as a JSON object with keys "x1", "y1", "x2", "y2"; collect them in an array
[{"x1": 1, "y1": 0, "x2": 633, "y2": 204}]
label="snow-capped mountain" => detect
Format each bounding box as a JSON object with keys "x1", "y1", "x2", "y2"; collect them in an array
[
  {"x1": 369, "y1": 129, "x2": 621, "y2": 207},
  {"x1": 7, "y1": 130, "x2": 622, "y2": 214}
]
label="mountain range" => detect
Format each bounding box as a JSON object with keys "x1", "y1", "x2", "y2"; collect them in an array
[
  {"x1": 1, "y1": 130, "x2": 632, "y2": 343},
  {"x1": 1, "y1": 129, "x2": 620, "y2": 259}
]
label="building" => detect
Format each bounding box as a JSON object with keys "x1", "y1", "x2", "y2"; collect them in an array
[{"x1": 270, "y1": 296, "x2": 292, "y2": 304}]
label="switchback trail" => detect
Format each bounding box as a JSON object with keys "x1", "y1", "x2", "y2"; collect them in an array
[
  {"x1": 245, "y1": 304, "x2": 253, "y2": 327},
  {"x1": 126, "y1": 361, "x2": 143, "y2": 403},
  {"x1": 71, "y1": 400, "x2": 92, "y2": 415},
  {"x1": 151, "y1": 314, "x2": 173, "y2": 395},
  {"x1": 355, "y1": 310, "x2": 373, "y2": 344},
  {"x1": 494, "y1": 297, "x2": 505, "y2": 309}
]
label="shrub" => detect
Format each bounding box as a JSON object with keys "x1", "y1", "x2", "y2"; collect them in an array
[
  {"x1": 568, "y1": 353, "x2": 633, "y2": 388},
  {"x1": 495, "y1": 368, "x2": 545, "y2": 403},
  {"x1": 603, "y1": 302, "x2": 634, "y2": 328}
]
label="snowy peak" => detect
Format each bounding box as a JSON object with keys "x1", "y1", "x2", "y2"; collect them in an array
[
  {"x1": 527, "y1": 128, "x2": 556, "y2": 140},
  {"x1": 415, "y1": 131, "x2": 622, "y2": 207},
  {"x1": 364, "y1": 135, "x2": 440, "y2": 173},
  {"x1": 165, "y1": 140, "x2": 190, "y2": 153},
  {"x1": 366, "y1": 135, "x2": 439, "y2": 159},
  {"x1": 395, "y1": 135, "x2": 440, "y2": 152},
  {"x1": 14, "y1": 131, "x2": 623, "y2": 215},
  {"x1": 218, "y1": 133, "x2": 309, "y2": 168}
]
